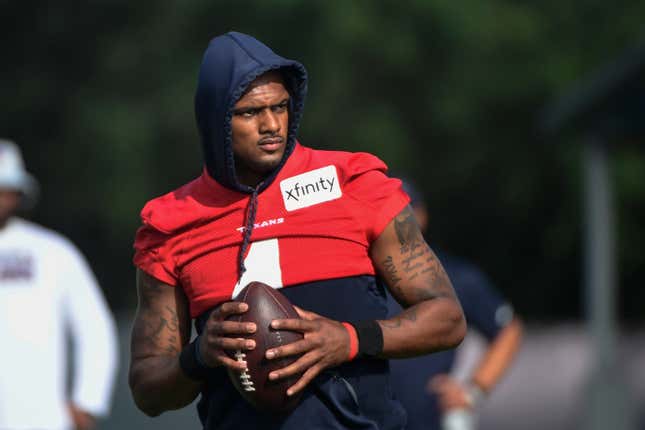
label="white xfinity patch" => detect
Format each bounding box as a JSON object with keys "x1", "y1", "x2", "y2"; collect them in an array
[{"x1": 280, "y1": 165, "x2": 342, "y2": 211}]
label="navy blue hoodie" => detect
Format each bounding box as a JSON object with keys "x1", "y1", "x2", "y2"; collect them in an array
[
  {"x1": 195, "y1": 31, "x2": 308, "y2": 277},
  {"x1": 192, "y1": 32, "x2": 406, "y2": 430},
  {"x1": 195, "y1": 31, "x2": 307, "y2": 194}
]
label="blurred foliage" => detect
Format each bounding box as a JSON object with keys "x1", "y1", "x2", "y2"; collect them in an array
[{"x1": 1, "y1": 0, "x2": 644, "y2": 321}]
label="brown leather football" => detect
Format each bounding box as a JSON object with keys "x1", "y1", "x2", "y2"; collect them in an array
[{"x1": 225, "y1": 282, "x2": 304, "y2": 412}]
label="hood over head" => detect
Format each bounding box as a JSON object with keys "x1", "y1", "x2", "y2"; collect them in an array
[{"x1": 195, "y1": 31, "x2": 308, "y2": 193}]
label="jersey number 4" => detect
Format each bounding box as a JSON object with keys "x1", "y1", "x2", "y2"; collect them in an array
[{"x1": 232, "y1": 239, "x2": 283, "y2": 298}]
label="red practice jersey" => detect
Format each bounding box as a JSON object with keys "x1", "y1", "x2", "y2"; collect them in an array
[{"x1": 133, "y1": 143, "x2": 409, "y2": 318}]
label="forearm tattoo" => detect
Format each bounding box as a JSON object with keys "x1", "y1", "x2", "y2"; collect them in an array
[
  {"x1": 133, "y1": 275, "x2": 181, "y2": 355},
  {"x1": 382, "y1": 256, "x2": 402, "y2": 288},
  {"x1": 143, "y1": 305, "x2": 180, "y2": 354}
]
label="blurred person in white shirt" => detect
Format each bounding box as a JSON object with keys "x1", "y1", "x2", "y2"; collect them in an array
[{"x1": 0, "y1": 139, "x2": 118, "y2": 430}]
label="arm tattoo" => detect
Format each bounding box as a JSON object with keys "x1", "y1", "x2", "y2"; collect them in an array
[
  {"x1": 141, "y1": 306, "x2": 180, "y2": 355},
  {"x1": 386, "y1": 207, "x2": 454, "y2": 307},
  {"x1": 382, "y1": 256, "x2": 403, "y2": 288},
  {"x1": 394, "y1": 209, "x2": 423, "y2": 254},
  {"x1": 380, "y1": 307, "x2": 418, "y2": 328},
  {"x1": 139, "y1": 274, "x2": 162, "y2": 307},
  {"x1": 134, "y1": 274, "x2": 182, "y2": 355}
]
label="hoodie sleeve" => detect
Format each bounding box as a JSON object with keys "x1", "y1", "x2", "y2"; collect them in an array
[{"x1": 342, "y1": 152, "x2": 410, "y2": 243}]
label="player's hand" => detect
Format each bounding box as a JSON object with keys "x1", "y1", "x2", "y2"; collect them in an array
[
  {"x1": 265, "y1": 306, "x2": 350, "y2": 396},
  {"x1": 67, "y1": 403, "x2": 96, "y2": 430},
  {"x1": 428, "y1": 374, "x2": 472, "y2": 411},
  {"x1": 199, "y1": 301, "x2": 257, "y2": 371}
]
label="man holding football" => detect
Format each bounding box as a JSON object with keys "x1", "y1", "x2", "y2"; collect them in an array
[{"x1": 129, "y1": 31, "x2": 466, "y2": 429}]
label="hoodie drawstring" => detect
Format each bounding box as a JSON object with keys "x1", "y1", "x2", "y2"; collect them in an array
[{"x1": 238, "y1": 187, "x2": 259, "y2": 279}]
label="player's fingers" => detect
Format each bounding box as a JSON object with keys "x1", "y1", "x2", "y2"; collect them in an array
[
  {"x1": 285, "y1": 364, "x2": 322, "y2": 396},
  {"x1": 209, "y1": 320, "x2": 256, "y2": 335},
  {"x1": 292, "y1": 305, "x2": 321, "y2": 320},
  {"x1": 265, "y1": 338, "x2": 313, "y2": 360},
  {"x1": 199, "y1": 344, "x2": 248, "y2": 370},
  {"x1": 212, "y1": 349, "x2": 248, "y2": 371},
  {"x1": 271, "y1": 317, "x2": 319, "y2": 332},
  {"x1": 205, "y1": 335, "x2": 255, "y2": 352},
  {"x1": 268, "y1": 350, "x2": 320, "y2": 381},
  {"x1": 213, "y1": 301, "x2": 248, "y2": 318}
]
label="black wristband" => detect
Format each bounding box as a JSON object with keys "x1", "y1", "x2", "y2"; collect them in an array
[
  {"x1": 351, "y1": 320, "x2": 383, "y2": 358},
  {"x1": 179, "y1": 336, "x2": 211, "y2": 381}
]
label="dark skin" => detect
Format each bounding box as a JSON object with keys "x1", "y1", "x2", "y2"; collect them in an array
[
  {"x1": 265, "y1": 206, "x2": 464, "y2": 395},
  {"x1": 129, "y1": 72, "x2": 466, "y2": 415},
  {"x1": 230, "y1": 70, "x2": 290, "y2": 187},
  {"x1": 129, "y1": 270, "x2": 197, "y2": 415},
  {"x1": 0, "y1": 189, "x2": 21, "y2": 228}
]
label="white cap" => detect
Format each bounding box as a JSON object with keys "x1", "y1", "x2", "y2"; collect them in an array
[{"x1": 0, "y1": 139, "x2": 39, "y2": 208}]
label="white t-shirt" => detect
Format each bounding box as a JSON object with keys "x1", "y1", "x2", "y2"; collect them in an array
[{"x1": 0, "y1": 217, "x2": 118, "y2": 430}]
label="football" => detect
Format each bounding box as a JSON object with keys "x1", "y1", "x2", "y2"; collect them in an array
[{"x1": 226, "y1": 282, "x2": 304, "y2": 412}]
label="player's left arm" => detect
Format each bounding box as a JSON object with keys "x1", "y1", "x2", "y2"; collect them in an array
[
  {"x1": 371, "y1": 205, "x2": 466, "y2": 357},
  {"x1": 265, "y1": 205, "x2": 465, "y2": 396}
]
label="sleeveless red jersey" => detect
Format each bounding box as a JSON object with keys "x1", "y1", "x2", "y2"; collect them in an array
[{"x1": 133, "y1": 143, "x2": 409, "y2": 318}]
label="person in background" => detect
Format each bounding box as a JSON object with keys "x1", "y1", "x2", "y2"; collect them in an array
[
  {"x1": 0, "y1": 139, "x2": 118, "y2": 430},
  {"x1": 387, "y1": 177, "x2": 523, "y2": 430}
]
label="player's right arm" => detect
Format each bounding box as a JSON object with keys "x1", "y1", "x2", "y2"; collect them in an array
[
  {"x1": 129, "y1": 269, "x2": 200, "y2": 416},
  {"x1": 129, "y1": 269, "x2": 256, "y2": 416}
]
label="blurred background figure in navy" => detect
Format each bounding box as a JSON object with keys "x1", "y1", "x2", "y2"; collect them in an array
[
  {"x1": 0, "y1": 139, "x2": 118, "y2": 430},
  {"x1": 387, "y1": 176, "x2": 523, "y2": 430}
]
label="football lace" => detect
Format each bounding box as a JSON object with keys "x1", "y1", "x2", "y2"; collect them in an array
[{"x1": 234, "y1": 350, "x2": 256, "y2": 392}]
